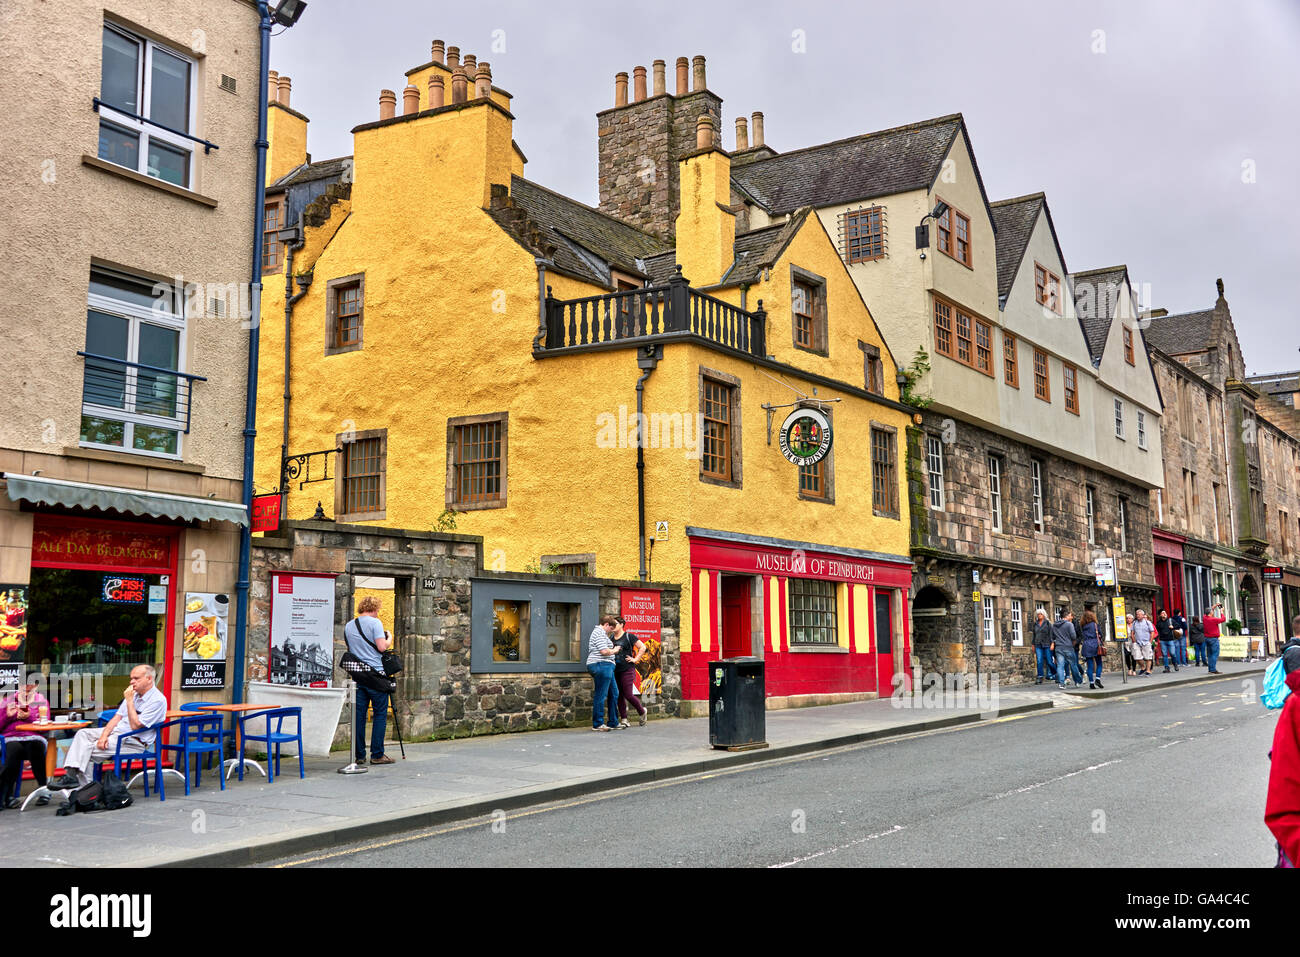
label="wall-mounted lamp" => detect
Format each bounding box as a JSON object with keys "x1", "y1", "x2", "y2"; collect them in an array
[
  {"x1": 915, "y1": 200, "x2": 950, "y2": 258},
  {"x1": 272, "y1": 0, "x2": 308, "y2": 27}
]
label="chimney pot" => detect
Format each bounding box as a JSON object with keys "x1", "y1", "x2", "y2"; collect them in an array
[
  {"x1": 692, "y1": 55, "x2": 706, "y2": 91},
  {"x1": 379, "y1": 89, "x2": 396, "y2": 120},
  {"x1": 652, "y1": 59, "x2": 666, "y2": 96},
  {"x1": 695, "y1": 114, "x2": 715, "y2": 150},
  {"x1": 751, "y1": 111, "x2": 765, "y2": 148},
  {"x1": 403, "y1": 84, "x2": 420, "y2": 115},
  {"x1": 735, "y1": 116, "x2": 749, "y2": 151},
  {"x1": 614, "y1": 71, "x2": 629, "y2": 107},
  {"x1": 431, "y1": 39, "x2": 445, "y2": 65},
  {"x1": 451, "y1": 68, "x2": 468, "y2": 104},
  {"x1": 475, "y1": 63, "x2": 492, "y2": 98},
  {"x1": 267, "y1": 69, "x2": 279, "y2": 103},
  {"x1": 446, "y1": 46, "x2": 460, "y2": 69},
  {"x1": 429, "y1": 74, "x2": 445, "y2": 108},
  {"x1": 277, "y1": 75, "x2": 291, "y2": 107},
  {"x1": 633, "y1": 65, "x2": 647, "y2": 102},
  {"x1": 675, "y1": 57, "x2": 688, "y2": 95},
  {"x1": 463, "y1": 53, "x2": 477, "y2": 76}
]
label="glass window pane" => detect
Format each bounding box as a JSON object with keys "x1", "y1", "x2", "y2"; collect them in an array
[
  {"x1": 98, "y1": 119, "x2": 139, "y2": 170},
  {"x1": 80, "y1": 415, "x2": 125, "y2": 448},
  {"x1": 149, "y1": 49, "x2": 190, "y2": 130},
  {"x1": 101, "y1": 27, "x2": 140, "y2": 114},
  {"x1": 91, "y1": 269, "x2": 165, "y2": 310},
  {"x1": 545, "y1": 603, "x2": 581, "y2": 663},
  {"x1": 492, "y1": 600, "x2": 530, "y2": 663},
  {"x1": 84, "y1": 310, "x2": 129, "y2": 408},
  {"x1": 132, "y1": 426, "x2": 178, "y2": 455},
  {"x1": 146, "y1": 138, "x2": 189, "y2": 187}
]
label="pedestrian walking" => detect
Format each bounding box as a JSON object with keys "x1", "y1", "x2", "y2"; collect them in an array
[
  {"x1": 1124, "y1": 614, "x2": 1137, "y2": 676},
  {"x1": 1157, "y1": 609, "x2": 1179, "y2": 673},
  {"x1": 1052, "y1": 610, "x2": 1084, "y2": 689},
  {"x1": 1080, "y1": 610, "x2": 1104, "y2": 689},
  {"x1": 611, "y1": 616, "x2": 648, "y2": 728},
  {"x1": 1130, "y1": 609, "x2": 1156, "y2": 676},
  {"x1": 586, "y1": 616, "x2": 620, "y2": 731},
  {"x1": 1202, "y1": 603, "x2": 1227, "y2": 674},
  {"x1": 1264, "y1": 656, "x2": 1300, "y2": 867},
  {"x1": 1032, "y1": 608, "x2": 1056, "y2": 684}
]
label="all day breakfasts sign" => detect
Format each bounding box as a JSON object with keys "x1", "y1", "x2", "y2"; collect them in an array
[{"x1": 32, "y1": 525, "x2": 171, "y2": 570}]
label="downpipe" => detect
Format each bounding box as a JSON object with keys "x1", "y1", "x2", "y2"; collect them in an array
[{"x1": 635, "y1": 344, "x2": 662, "y2": 582}]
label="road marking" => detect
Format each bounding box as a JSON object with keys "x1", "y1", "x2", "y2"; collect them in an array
[
  {"x1": 1221, "y1": 706, "x2": 1236, "y2": 711},
  {"x1": 990, "y1": 760, "x2": 1122, "y2": 800},
  {"x1": 1162, "y1": 721, "x2": 1184, "y2": 729},
  {"x1": 1159, "y1": 739, "x2": 1185, "y2": 749},
  {"x1": 768, "y1": 824, "x2": 906, "y2": 868}
]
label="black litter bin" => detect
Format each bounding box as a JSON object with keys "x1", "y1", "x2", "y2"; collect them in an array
[{"x1": 708, "y1": 657, "x2": 768, "y2": 751}]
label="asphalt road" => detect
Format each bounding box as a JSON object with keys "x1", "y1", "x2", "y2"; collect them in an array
[{"x1": 268, "y1": 677, "x2": 1282, "y2": 868}]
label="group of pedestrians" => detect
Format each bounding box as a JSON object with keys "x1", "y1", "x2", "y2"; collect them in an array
[
  {"x1": 1032, "y1": 608, "x2": 1108, "y2": 689},
  {"x1": 1125, "y1": 604, "x2": 1226, "y2": 677},
  {"x1": 585, "y1": 615, "x2": 648, "y2": 731}
]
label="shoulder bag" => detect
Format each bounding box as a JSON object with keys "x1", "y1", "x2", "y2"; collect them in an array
[{"x1": 352, "y1": 618, "x2": 404, "y2": 677}]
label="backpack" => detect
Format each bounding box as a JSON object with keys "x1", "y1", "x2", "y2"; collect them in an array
[
  {"x1": 55, "y1": 772, "x2": 133, "y2": 815},
  {"x1": 1261, "y1": 656, "x2": 1292, "y2": 710}
]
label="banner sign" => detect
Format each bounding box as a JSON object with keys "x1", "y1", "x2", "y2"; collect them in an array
[
  {"x1": 690, "y1": 539, "x2": 912, "y2": 588},
  {"x1": 269, "y1": 573, "x2": 336, "y2": 687},
  {"x1": 0, "y1": 585, "x2": 28, "y2": 690},
  {"x1": 181, "y1": 592, "x2": 229, "y2": 689},
  {"x1": 1111, "y1": 597, "x2": 1128, "y2": 643},
  {"x1": 33, "y1": 524, "x2": 171, "y2": 571},
  {"x1": 1218, "y1": 634, "x2": 1248, "y2": 660},
  {"x1": 621, "y1": 588, "x2": 663, "y2": 698}
]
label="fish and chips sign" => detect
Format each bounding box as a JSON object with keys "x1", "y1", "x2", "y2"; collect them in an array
[{"x1": 778, "y1": 407, "x2": 832, "y2": 466}]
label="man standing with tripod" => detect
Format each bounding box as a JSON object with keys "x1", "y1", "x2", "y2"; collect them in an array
[{"x1": 345, "y1": 596, "x2": 396, "y2": 765}]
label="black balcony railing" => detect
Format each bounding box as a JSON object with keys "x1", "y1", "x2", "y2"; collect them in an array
[
  {"x1": 77, "y1": 351, "x2": 206, "y2": 434},
  {"x1": 541, "y1": 267, "x2": 767, "y2": 358}
]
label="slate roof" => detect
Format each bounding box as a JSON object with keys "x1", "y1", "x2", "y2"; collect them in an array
[
  {"x1": 729, "y1": 114, "x2": 984, "y2": 216},
  {"x1": 490, "y1": 175, "x2": 670, "y2": 286},
  {"x1": 1071, "y1": 266, "x2": 1128, "y2": 363},
  {"x1": 989, "y1": 194, "x2": 1043, "y2": 302},
  {"x1": 1142, "y1": 309, "x2": 1215, "y2": 357},
  {"x1": 267, "y1": 156, "x2": 353, "y2": 194}
]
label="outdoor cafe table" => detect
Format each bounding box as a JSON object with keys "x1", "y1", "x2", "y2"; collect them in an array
[
  {"x1": 13, "y1": 721, "x2": 90, "y2": 810},
  {"x1": 193, "y1": 703, "x2": 276, "y2": 779}
]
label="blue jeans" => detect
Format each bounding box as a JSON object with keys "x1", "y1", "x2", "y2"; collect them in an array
[
  {"x1": 1055, "y1": 648, "x2": 1082, "y2": 685},
  {"x1": 1206, "y1": 637, "x2": 1220, "y2": 671},
  {"x1": 587, "y1": 661, "x2": 617, "y2": 727},
  {"x1": 1085, "y1": 655, "x2": 1102, "y2": 683},
  {"x1": 354, "y1": 683, "x2": 389, "y2": 759},
  {"x1": 1035, "y1": 646, "x2": 1057, "y2": 680},
  {"x1": 1193, "y1": 642, "x2": 1206, "y2": 665},
  {"x1": 1178, "y1": 641, "x2": 1188, "y2": 665},
  {"x1": 1160, "y1": 640, "x2": 1180, "y2": 668}
]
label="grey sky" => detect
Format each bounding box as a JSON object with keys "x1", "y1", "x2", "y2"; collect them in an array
[{"x1": 270, "y1": 0, "x2": 1300, "y2": 376}]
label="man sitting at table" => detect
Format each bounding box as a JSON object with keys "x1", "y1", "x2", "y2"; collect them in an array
[{"x1": 47, "y1": 664, "x2": 168, "y2": 789}]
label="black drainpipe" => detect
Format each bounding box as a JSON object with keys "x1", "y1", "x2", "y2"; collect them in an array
[
  {"x1": 280, "y1": 225, "x2": 310, "y2": 507},
  {"x1": 635, "y1": 344, "x2": 663, "y2": 581}
]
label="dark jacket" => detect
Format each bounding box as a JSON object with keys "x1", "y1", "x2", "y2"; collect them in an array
[
  {"x1": 1032, "y1": 618, "x2": 1054, "y2": 649},
  {"x1": 1051, "y1": 619, "x2": 1078, "y2": 652},
  {"x1": 1189, "y1": 621, "x2": 1206, "y2": 645},
  {"x1": 1156, "y1": 617, "x2": 1173, "y2": 642},
  {"x1": 1171, "y1": 615, "x2": 1188, "y2": 638},
  {"x1": 1283, "y1": 637, "x2": 1300, "y2": 676},
  {"x1": 1081, "y1": 621, "x2": 1101, "y2": 657}
]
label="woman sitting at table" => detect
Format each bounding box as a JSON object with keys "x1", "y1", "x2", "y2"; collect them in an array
[{"x1": 0, "y1": 681, "x2": 51, "y2": 808}]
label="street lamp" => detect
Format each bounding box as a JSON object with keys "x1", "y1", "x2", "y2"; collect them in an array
[{"x1": 915, "y1": 200, "x2": 950, "y2": 258}]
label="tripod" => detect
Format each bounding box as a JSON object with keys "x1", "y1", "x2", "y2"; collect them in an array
[{"x1": 387, "y1": 685, "x2": 406, "y2": 759}]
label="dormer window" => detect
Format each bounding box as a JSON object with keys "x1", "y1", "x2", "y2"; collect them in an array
[
  {"x1": 1034, "y1": 263, "x2": 1061, "y2": 314},
  {"x1": 937, "y1": 202, "x2": 972, "y2": 267}
]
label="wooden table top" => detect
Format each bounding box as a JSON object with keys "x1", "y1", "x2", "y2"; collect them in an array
[{"x1": 14, "y1": 721, "x2": 91, "y2": 733}]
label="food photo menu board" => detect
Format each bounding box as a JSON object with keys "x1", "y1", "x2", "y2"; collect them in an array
[
  {"x1": 181, "y1": 592, "x2": 229, "y2": 689},
  {"x1": 0, "y1": 584, "x2": 27, "y2": 689}
]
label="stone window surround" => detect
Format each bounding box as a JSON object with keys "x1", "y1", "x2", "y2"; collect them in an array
[
  {"x1": 698, "y1": 366, "x2": 743, "y2": 489},
  {"x1": 789, "y1": 264, "x2": 829, "y2": 357},
  {"x1": 335, "y1": 427, "x2": 387, "y2": 523},
  {"x1": 446, "y1": 412, "x2": 509, "y2": 511},
  {"x1": 926, "y1": 432, "x2": 945, "y2": 511},
  {"x1": 325, "y1": 273, "x2": 365, "y2": 356},
  {"x1": 539, "y1": 552, "x2": 596, "y2": 576},
  {"x1": 858, "y1": 339, "x2": 884, "y2": 395},
  {"x1": 870, "y1": 420, "x2": 899, "y2": 519}
]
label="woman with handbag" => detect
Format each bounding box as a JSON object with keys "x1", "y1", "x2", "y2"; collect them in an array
[
  {"x1": 1080, "y1": 610, "x2": 1104, "y2": 690},
  {"x1": 611, "y1": 617, "x2": 648, "y2": 728},
  {"x1": 344, "y1": 596, "x2": 397, "y2": 765},
  {"x1": 0, "y1": 681, "x2": 52, "y2": 808}
]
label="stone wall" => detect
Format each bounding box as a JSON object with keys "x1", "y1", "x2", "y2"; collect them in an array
[{"x1": 248, "y1": 521, "x2": 681, "y2": 748}]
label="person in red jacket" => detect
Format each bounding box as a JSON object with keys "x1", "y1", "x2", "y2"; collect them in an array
[
  {"x1": 1265, "y1": 668, "x2": 1300, "y2": 867},
  {"x1": 1201, "y1": 602, "x2": 1227, "y2": 674}
]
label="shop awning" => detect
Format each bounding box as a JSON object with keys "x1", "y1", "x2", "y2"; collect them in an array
[{"x1": 2, "y1": 472, "x2": 248, "y2": 526}]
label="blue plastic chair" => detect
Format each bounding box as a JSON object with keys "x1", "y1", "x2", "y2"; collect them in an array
[
  {"x1": 93, "y1": 720, "x2": 176, "y2": 801},
  {"x1": 160, "y1": 715, "x2": 225, "y2": 795},
  {"x1": 238, "y1": 707, "x2": 304, "y2": 783},
  {"x1": 95, "y1": 709, "x2": 119, "y2": 727},
  {"x1": 179, "y1": 701, "x2": 234, "y2": 769}
]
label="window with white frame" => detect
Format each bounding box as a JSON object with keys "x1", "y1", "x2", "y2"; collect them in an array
[
  {"x1": 1137, "y1": 410, "x2": 1147, "y2": 449},
  {"x1": 1031, "y1": 459, "x2": 1045, "y2": 532},
  {"x1": 988, "y1": 455, "x2": 1003, "y2": 533},
  {"x1": 1114, "y1": 397, "x2": 1125, "y2": 439},
  {"x1": 982, "y1": 595, "x2": 995, "y2": 646},
  {"x1": 926, "y1": 434, "x2": 945, "y2": 510},
  {"x1": 1118, "y1": 496, "x2": 1129, "y2": 552},
  {"x1": 1010, "y1": 599, "x2": 1024, "y2": 646},
  {"x1": 1086, "y1": 485, "x2": 1096, "y2": 545},
  {"x1": 80, "y1": 267, "x2": 188, "y2": 457},
  {"x1": 98, "y1": 23, "x2": 197, "y2": 188}
]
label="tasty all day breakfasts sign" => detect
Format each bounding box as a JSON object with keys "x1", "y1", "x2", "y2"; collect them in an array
[{"x1": 33, "y1": 525, "x2": 171, "y2": 570}]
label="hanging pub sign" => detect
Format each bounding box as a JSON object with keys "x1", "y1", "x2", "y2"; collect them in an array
[
  {"x1": 251, "y1": 494, "x2": 282, "y2": 533},
  {"x1": 778, "y1": 407, "x2": 832, "y2": 466}
]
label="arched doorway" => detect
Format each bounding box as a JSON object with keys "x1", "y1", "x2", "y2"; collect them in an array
[{"x1": 911, "y1": 584, "x2": 958, "y2": 675}]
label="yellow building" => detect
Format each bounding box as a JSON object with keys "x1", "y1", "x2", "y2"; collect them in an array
[{"x1": 257, "y1": 46, "x2": 914, "y2": 708}]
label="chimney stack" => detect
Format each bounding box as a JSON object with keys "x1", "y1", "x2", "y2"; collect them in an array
[
  {"x1": 652, "y1": 60, "x2": 666, "y2": 96},
  {"x1": 403, "y1": 84, "x2": 420, "y2": 115},
  {"x1": 379, "y1": 89, "x2": 396, "y2": 120},
  {"x1": 633, "y1": 66, "x2": 647, "y2": 102},
  {"x1": 451, "y1": 67, "x2": 468, "y2": 104},
  {"x1": 475, "y1": 63, "x2": 492, "y2": 98},
  {"x1": 695, "y1": 114, "x2": 715, "y2": 150},
  {"x1": 446, "y1": 46, "x2": 460, "y2": 70},
  {"x1": 675, "y1": 57, "x2": 688, "y2": 95},
  {"x1": 431, "y1": 39, "x2": 445, "y2": 65},
  {"x1": 614, "y1": 72, "x2": 628, "y2": 107},
  {"x1": 692, "y1": 55, "x2": 706, "y2": 91},
  {"x1": 751, "y1": 112, "x2": 764, "y2": 148},
  {"x1": 429, "y1": 74, "x2": 445, "y2": 108},
  {"x1": 267, "y1": 69, "x2": 279, "y2": 103},
  {"x1": 276, "y1": 75, "x2": 291, "y2": 107},
  {"x1": 735, "y1": 116, "x2": 748, "y2": 151},
  {"x1": 463, "y1": 53, "x2": 477, "y2": 77}
]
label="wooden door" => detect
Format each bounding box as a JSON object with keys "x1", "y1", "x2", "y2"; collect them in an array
[
  {"x1": 874, "y1": 590, "x2": 894, "y2": 692},
  {"x1": 721, "y1": 576, "x2": 751, "y2": 659}
]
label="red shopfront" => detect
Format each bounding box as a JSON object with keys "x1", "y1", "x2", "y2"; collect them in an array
[
  {"x1": 684, "y1": 533, "x2": 913, "y2": 703},
  {"x1": 26, "y1": 515, "x2": 179, "y2": 705},
  {"x1": 1153, "y1": 530, "x2": 1185, "y2": 617}
]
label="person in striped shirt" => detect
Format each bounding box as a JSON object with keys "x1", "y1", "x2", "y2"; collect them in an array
[{"x1": 586, "y1": 617, "x2": 620, "y2": 731}]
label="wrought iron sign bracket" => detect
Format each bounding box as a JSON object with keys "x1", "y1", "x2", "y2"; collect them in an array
[{"x1": 278, "y1": 447, "x2": 343, "y2": 494}]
